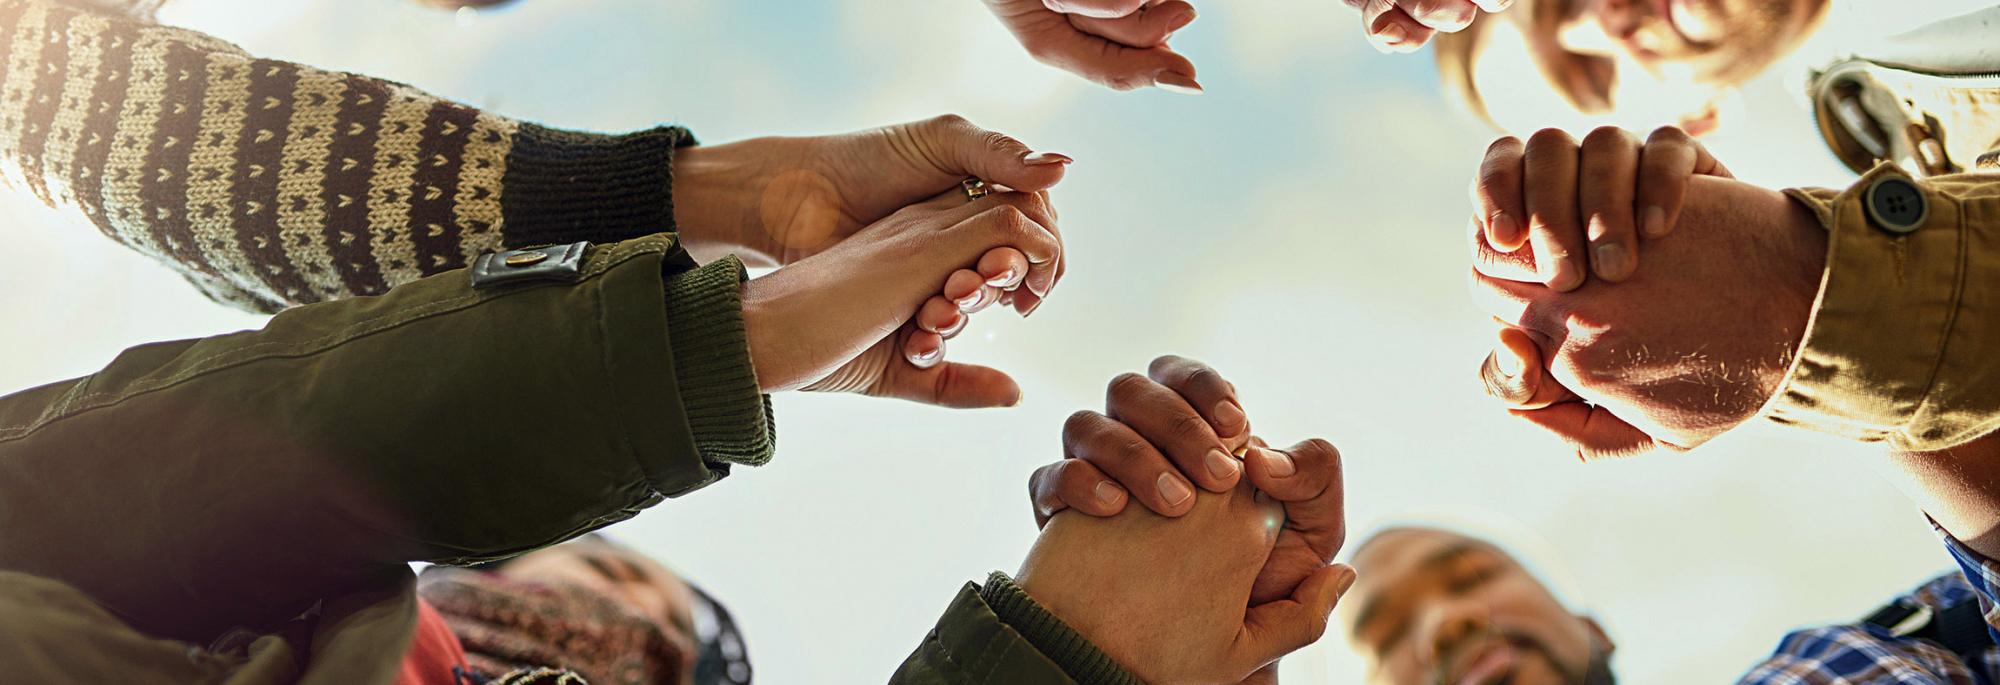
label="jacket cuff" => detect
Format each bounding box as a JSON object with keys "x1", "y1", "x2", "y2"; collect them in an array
[
  {"x1": 980, "y1": 573, "x2": 1144, "y2": 685},
  {"x1": 501, "y1": 124, "x2": 697, "y2": 247},
  {"x1": 1767, "y1": 163, "x2": 2000, "y2": 450},
  {"x1": 661, "y1": 255, "x2": 775, "y2": 469}
]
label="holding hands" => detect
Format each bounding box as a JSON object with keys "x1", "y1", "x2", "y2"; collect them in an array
[
  {"x1": 1022, "y1": 356, "x2": 1354, "y2": 683},
  {"x1": 1467, "y1": 127, "x2": 1827, "y2": 460},
  {"x1": 675, "y1": 115, "x2": 1072, "y2": 409}
]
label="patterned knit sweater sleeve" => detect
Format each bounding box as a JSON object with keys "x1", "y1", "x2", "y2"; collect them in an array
[{"x1": 0, "y1": 0, "x2": 692, "y2": 312}]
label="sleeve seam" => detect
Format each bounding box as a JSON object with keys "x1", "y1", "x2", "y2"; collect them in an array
[{"x1": 0, "y1": 241, "x2": 667, "y2": 443}]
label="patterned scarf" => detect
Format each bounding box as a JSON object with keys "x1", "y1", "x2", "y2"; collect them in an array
[{"x1": 417, "y1": 567, "x2": 686, "y2": 685}]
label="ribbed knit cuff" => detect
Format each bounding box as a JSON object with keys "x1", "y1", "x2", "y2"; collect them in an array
[
  {"x1": 980, "y1": 572, "x2": 1144, "y2": 685},
  {"x1": 661, "y1": 254, "x2": 775, "y2": 468},
  {"x1": 501, "y1": 123, "x2": 697, "y2": 246}
]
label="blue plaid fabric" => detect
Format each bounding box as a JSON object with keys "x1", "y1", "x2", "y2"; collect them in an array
[{"x1": 1737, "y1": 534, "x2": 2000, "y2": 684}]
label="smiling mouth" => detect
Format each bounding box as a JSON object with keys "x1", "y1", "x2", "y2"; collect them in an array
[{"x1": 1438, "y1": 640, "x2": 1522, "y2": 685}]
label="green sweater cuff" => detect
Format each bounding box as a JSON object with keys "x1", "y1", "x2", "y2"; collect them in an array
[
  {"x1": 661, "y1": 254, "x2": 775, "y2": 468},
  {"x1": 501, "y1": 124, "x2": 697, "y2": 247},
  {"x1": 980, "y1": 572, "x2": 1145, "y2": 685}
]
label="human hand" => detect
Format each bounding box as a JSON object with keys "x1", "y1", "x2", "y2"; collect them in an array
[
  {"x1": 1029, "y1": 356, "x2": 1350, "y2": 682},
  {"x1": 1343, "y1": 0, "x2": 1512, "y2": 53},
  {"x1": 982, "y1": 0, "x2": 1203, "y2": 93},
  {"x1": 1019, "y1": 479, "x2": 1356, "y2": 684},
  {"x1": 740, "y1": 189, "x2": 1064, "y2": 408},
  {"x1": 1473, "y1": 126, "x2": 1730, "y2": 291},
  {"x1": 674, "y1": 115, "x2": 1070, "y2": 310},
  {"x1": 1470, "y1": 175, "x2": 1826, "y2": 459}
]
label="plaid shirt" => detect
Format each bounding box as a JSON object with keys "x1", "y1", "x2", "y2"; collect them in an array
[{"x1": 1738, "y1": 533, "x2": 2000, "y2": 684}]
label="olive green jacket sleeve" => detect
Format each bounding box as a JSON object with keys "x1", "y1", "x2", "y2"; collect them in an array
[
  {"x1": 896, "y1": 572, "x2": 1143, "y2": 685},
  {"x1": 0, "y1": 233, "x2": 772, "y2": 644},
  {"x1": 1770, "y1": 163, "x2": 2000, "y2": 450}
]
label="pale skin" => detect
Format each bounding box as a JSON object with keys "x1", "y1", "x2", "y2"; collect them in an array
[{"x1": 667, "y1": 115, "x2": 1075, "y2": 408}]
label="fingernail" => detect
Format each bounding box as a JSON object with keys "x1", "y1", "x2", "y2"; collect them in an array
[
  {"x1": 1204, "y1": 448, "x2": 1240, "y2": 480},
  {"x1": 1022, "y1": 151, "x2": 1073, "y2": 166},
  {"x1": 956, "y1": 291, "x2": 983, "y2": 311},
  {"x1": 985, "y1": 269, "x2": 1019, "y2": 288},
  {"x1": 1094, "y1": 481, "x2": 1125, "y2": 506},
  {"x1": 1167, "y1": 8, "x2": 1197, "y2": 33},
  {"x1": 1594, "y1": 243, "x2": 1629, "y2": 279},
  {"x1": 1213, "y1": 400, "x2": 1246, "y2": 435},
  {"x1": 1377, "y1": 22, "x2": 1408, "y2": 45},
  {"x1": 911, "y1": 345, "x2": 941, "y2": 365},
  {"x1": 1255, "y1": 447, "x2": 1295, "y2": 477},
  {"x1": 1481, "y1": 350, "x2": 1535, "y2": 403},
  {"x1": 1157, "y1": 472, "x2": 1194, "y2": 507},
  {"x1": 1334, "y1": 565, "x2": 1359, "y2": 595},
  {"x1": 1153, "y1": 72, "x2": 1204, "y2": 95},
  {"x1": 1642, "y1": 205, "x2": 1668, "y2": 237},
  {"x1": 1494, "y1": 0, "x2": 1515, "y2": 9},
  {"x1": 1490, "y1": 212, "x2": 1521, "y2": 245}
]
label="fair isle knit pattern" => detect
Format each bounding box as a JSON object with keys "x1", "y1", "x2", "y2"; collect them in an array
[{"x1": 1, "y1": 0, "x2": 690, "y2": 313}]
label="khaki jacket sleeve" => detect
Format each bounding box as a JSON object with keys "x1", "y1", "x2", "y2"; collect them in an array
[
  {"x1": 893, "y1": 573, "x2": 1142, "y2": 685},
  {"x1": 1769, "y1": 163, "x2": 2000, "y2": 450},
  {"x1": 0, "y1": 234, "x2": 772, "y2": 643}
]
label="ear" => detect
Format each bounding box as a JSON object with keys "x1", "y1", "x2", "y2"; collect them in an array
[{"x1": 1579, "y1": 614, "x2": 1615, "y2": 655}]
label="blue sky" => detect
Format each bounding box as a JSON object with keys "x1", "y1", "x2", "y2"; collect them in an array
[{"x1": 0, "y1": 0, "x2": 1959, "y2": 681}]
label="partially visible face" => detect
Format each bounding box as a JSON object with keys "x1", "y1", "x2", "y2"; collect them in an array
[
  {"x1": 1342, "y1": 528, "x2": 1609, "y2": 685},
  {"x1": 1491, "y1": 0, "x2": 1826, "y2": 124},
  {"x1": 498, "y1": 538, "x2": 701, "y2": 676}
]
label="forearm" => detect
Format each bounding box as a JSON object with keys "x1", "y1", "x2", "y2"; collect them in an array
[
  {"x1": 0, "y1": 0, "x2": 692, "y2": 313},
  {"x1": 1883, "y1": 430, "x2": 2000, "y2": 562},
  {"x1": 0, "y1": 234, "x2": 771, "y2": 642}
]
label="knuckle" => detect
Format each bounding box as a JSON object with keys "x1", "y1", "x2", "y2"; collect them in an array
[
  {"x1": 1107, "y1": 372, "x2": 1152, "y2": 403},
  {"x1": 1298, "y1": 437, "x2": 1342, "y2": 461},
  {"x1": 1646, "y1": 124, "x2": 1690, "y2": 145},
  {"x1": 1063, "y1": 410, "x2": 1104, "y2": 439},
  {"x1": 1484, "y1": 136, "x2": 1523, "y2": 157},
  {"x1": 1166, "y1": 410, "x2": 1210, "y2": 440},
  {"x1": 1581, "y1": 125, "x2": 1631, "y2": 148},
  {"x1": 1525, "y1": 127, "x2": 1575, "y2": 149},
  {"x1": 926, "y1": 113, "x2": 971, "y2": 132},
  {"x1": 983, "y1": 130, "x2": 1023, "y2": 153}
]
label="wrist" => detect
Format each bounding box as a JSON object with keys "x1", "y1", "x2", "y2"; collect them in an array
[{"x1": 672, "y1": 144, "x2": 774, "y2": 266}]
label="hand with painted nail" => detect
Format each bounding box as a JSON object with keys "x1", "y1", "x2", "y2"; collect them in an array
[
  {"x1": 1472, "y1": 125, "x2": 1730, "y2": 292},
  {"x1": 983, "y1": 0, "x2": 1204, "y2": 93},
  {"x1": 1029, "y1": 355, "x2": 1350, "y2": 683},
  {"x1": 1342, "y1": 0, "x2": 1511, "y2": 53},
  {"x1": 672, "y1": 114, "x2": 1071, "y2": 284},
  {"x1": 1469, "y1": 175, "x2": 1825, "y2": 460},
  {"x1": 741, "y1": 188, "x2": 1066, "y2": 408},
  {"x1": 1019, "y1": 466, "x2": 1352, "y2": 684}
]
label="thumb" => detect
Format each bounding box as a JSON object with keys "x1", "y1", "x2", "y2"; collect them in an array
[
  {"x1": 1512, "y1": 403, "x2": 1664, "y2": 463},
  {"x1": 1235, "y1": 564, "x2": 1357, "y2": 673},
  {"x1": 880, "y1": 353, "x2": 1025, "y2": 409},
  {"x1": 1481, "y1": 326, "x2": 1573, "y2": 410},
  {"x1": 921, "y1": 115, "x2": 1071, "y2": 193}
]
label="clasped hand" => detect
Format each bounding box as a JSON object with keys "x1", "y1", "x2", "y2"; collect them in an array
[
  {"x1": 1018, "y1": 356, "x2": 1356, "y2": 684},
  {"x1": 673, "y1": 115, "x2": 1073, "y2": 408}
]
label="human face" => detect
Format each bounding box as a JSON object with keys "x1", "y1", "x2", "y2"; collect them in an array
[
  {"x1": 1343, "y1": 528, "x2": 1608, "y2": 685},
  {"x1": 497, "y1": 538, "x2": 702, "y2": 676},
  {"x1": 1495, "y1": 0, "x2": 1826, "y2": 122}
]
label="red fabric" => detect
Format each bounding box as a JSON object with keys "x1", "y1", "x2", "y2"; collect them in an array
[{"x1": 396, "y1": 598, "x2": 472, "y2": 685}]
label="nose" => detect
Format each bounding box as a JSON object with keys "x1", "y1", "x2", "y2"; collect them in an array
[{"x1": 1416, "y1": 598, "x2": 1494, "y2": 668}]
